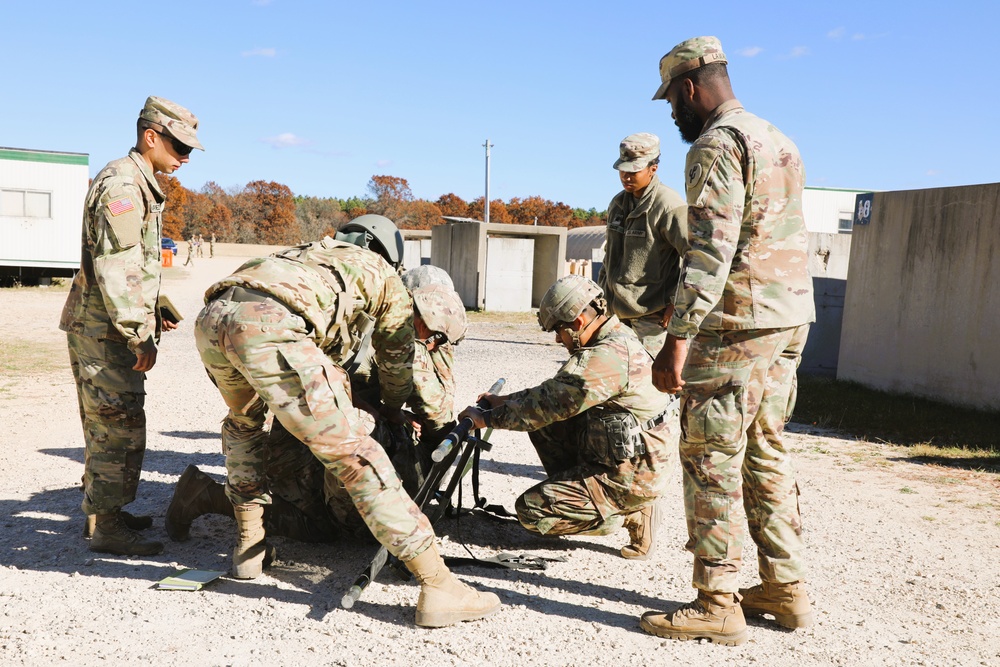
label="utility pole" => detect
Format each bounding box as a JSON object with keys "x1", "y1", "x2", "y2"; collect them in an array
[{"x1": 483, "y1": 139, "x2": 493, "y2": 224}]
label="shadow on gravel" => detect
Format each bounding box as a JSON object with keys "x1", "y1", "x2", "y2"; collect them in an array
[
  {"x1": 160, "y1": 430, "x2": 221, "y2": 441},
  {"x1": 887, "y1": 455, "x2": 1000, "y2": 474},
  {"x1": 463, "y1": 337, "x2": 560, "y2": 347}
]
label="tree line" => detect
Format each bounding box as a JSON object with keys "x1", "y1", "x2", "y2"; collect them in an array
[{"x1": 155, "y1": 173, "x2": 608, "y2": 244}]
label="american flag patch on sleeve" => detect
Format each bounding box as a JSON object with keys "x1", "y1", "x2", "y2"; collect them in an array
[{"x1": 107, "y1": 197, "x2": 136, "y2": 216}]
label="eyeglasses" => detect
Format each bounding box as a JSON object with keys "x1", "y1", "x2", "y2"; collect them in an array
[{"x1": 153, "y1": 129, "x2": 193, "y2": 157}]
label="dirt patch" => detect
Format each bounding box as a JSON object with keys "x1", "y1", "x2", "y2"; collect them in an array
[{"x1": 0, "y1": 255, "x2": 997, "y2": 666}]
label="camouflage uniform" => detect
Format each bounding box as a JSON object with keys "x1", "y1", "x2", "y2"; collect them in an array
[
  {"x1": 266, "y1": 281, "x2": 464, "y2": 534},
  {"x1": 600, "y1": 134, "x2": 689, "y2": 358},
  {"x1": 60, "y1": 149, "x2": 165, "y2": 515},
  {"x1": 668, "y1": 98, "x2": 815, "y2": 593},
  {"x1": 194, "y1": 238, "x2": 435, "y2": 562},
  {"x1": 487, "y1": 317, "x2": 677, "y2": 536}
]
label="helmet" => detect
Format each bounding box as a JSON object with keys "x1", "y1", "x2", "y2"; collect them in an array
[
  {"x1": 401, "y1": 264, "x2": 455, "y2": 292},
  {"x1": 412, "y1": 284, "x2": 468, "y2": 344},
  {"x1": 337, "y1": 214, "x2": 404, "y2": 268},
  {"x1": 537, "y1": 274, "x2": 603, "y2": 332}
]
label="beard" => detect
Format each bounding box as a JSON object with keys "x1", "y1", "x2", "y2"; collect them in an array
[{"x1": 674, "y1": 95, "x2": 703, "y2": 144}]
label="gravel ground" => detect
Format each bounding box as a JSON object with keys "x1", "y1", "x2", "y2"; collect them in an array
[{"x1": 0, "y1": 251, "x2": 998, "y2": 667}]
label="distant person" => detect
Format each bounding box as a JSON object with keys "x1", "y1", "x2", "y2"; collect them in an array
[
  {"x1": 188, "y1": 219, "x2": 499, "y2": 627},
  {"x1": 183, "y1": 237, "x2": 195, "y2": 266},
  {"x1": 640, "y1": 36, "x2": 815, "y2": 646},
  {"x1": 460, "y1": 275, "x2": 677, "y2": 560},
  {"x1": 209, "y1": 233, "x2": 215, "y2": 257},
  {"x1": 196, "y1": 234, "x2": 204, "y2": 257},
  {"x1": 59, "y1": 96, "x2": 203, "y2": 556},
  {"x1": 598, "y1": 132, "x2": 687, "y2": 358}
]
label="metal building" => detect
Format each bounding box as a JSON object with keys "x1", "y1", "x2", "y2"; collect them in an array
[{"x1": 0, "y1": 146, "x2": 89, "y2": 283}]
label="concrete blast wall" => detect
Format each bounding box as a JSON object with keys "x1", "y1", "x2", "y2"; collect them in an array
[
  {"x1": 802, "y1": 232, "x2": 852, "y2": 376},
  {"x1": 838, "y1": 183, "x2": 1000, "y2": 410}
]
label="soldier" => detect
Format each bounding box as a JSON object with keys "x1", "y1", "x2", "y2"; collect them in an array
[
  {"x1": 459, "y1": 275, "x2": 677, "y2": 560},
  {"x1": 598, "y1": 132, "x2": 688, "y2": 358},
  {"x1": 640, "y1": 36, "x2": 816, "y2": 646},
  {"x1": 190, "y1": 225, "x2": 498, "y2": 627},
  {"x1": 167, "y1": 275, "x2": 470, "y2": 546},
  {"x1": 60, "y1": 96, "x2": 203, "y2": 556}
]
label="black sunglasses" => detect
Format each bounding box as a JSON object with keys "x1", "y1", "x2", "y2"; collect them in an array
[{"x1": 154, "y1": 129, "x2": 193, "y2": 157}]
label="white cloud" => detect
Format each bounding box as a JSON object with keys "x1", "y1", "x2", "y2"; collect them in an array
[
  {"x1": 261, "y1": 133, "x2": 308, "y2": 149},
  {"x1": 789, "y1": 46, "x2": 809, "y2": 58},
  {"x1": 242, "y1": 47, "x2": 277, "y2": 57},
  {"x1": 738, "y1": 46, "x2": 763, "y2": 57},
  {"x1": 376, "y1": 159, "x2": 392, "y2": 168},
  {"x1": 926, "y1": 169, "x2": 942, "y2": 177},
  {"x1": 852, "y1": 33, "x2": 867, "y2": 41},
  {"x1": 828, "y1": 27, "x2": 846, "y2": 39}
]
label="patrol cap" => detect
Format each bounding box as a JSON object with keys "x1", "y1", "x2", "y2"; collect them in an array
[
  {"x1": 139, "y1": 96, "x2": 204, "y2": 151},
  {"x1": 412, "y1": 284, "x2": 468, "y2": 344},
  {"x1": 652, "y1": 36, "x2": 728, "y2": 101},
  {"x1": 613, "y1": 133, "x2": 660, "y2": 172}
]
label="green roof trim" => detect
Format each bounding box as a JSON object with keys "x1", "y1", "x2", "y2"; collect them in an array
[{"x1": 0, "y1": 148, "x2": 89, "y2": 166}]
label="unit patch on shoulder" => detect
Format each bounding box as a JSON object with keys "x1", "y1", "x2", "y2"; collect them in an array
[{"x1": 108, "y1": 197, "x2": 136, "y2": 216}]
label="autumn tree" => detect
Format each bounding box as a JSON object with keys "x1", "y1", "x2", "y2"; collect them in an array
[
  {"x1": 435, "y1": 193, "x2": 469, "y2": 218},
  {"x1": 155, "y1": 174, "x2": 189, "y2": 240},
  {"x1": 506, "y1": 196, "x2": 548, "y2": 226},
  {"x1": 467, "y1": 197, "x2": 511, "y2": 224},
  {"x1": 232, "y1": 181, "x2": 297, "y2": 245},
  {"x1": 403, "y1": 200, "x2": 445, "y2": 230},
  {"x1": 367, "y1": 174, "x2": 413, "y2": 223},
  {"x1": 296, "y1": 195, "x2": 348, "y2": 241}
]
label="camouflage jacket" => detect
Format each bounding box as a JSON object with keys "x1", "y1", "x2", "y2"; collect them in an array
[
  {"x1": 408, "y1": 342, "x2": 455, "y2": 430},
  {"x1": 489, "y1": 317, "x2": 674, "y2": 498},
  {"x1": 59, "y1": 150, "x2": 165, "y2": 353},
  {"x1": 205, "y1": 238, "x2": 415, "y2": 409},
  {"x1": 667, "y1": 99, "x2": 815, "y2": 338},
  {"x1": 349, "y1": 339, "x2": 455, "y2": 431},
  {"x1": 599, "y1": 175, "x2": 688, "y2": 320}
]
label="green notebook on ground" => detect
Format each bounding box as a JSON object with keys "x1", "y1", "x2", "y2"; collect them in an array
[{"x1": 156, "y1": 569, "x2": 225, "y2": 591}]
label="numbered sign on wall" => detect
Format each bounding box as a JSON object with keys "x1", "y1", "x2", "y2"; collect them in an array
[{"x1": 854, "y1": 193, "x2": 874, "y2": 226}]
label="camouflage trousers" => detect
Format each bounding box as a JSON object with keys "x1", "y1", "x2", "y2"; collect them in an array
[
  {"x1": 265, "y1": 417, "x2": 428, "y2": 541},
  {"x1": 194, "y1": 295, "x2": 434, "y2": 562},
  {"x1": 679, "y1": 324, "x2": 810, "y2": 593},
  {"x1": 622, "y1": 311, "x2": 668, "y2": 359},
  {"x1": 67, "y1": 332, "x2": 147, "y2": 515},
  {"x1": 515, "y1": 412, "x2": 676, "y2": 536}
]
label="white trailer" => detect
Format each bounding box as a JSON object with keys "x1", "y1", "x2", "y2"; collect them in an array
[{"x1": 0, "y1": 146, "x2": 89, "y2": 284}]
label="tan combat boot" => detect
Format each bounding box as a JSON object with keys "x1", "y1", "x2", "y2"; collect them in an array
[
  {"x1": 621, "y1": 501, "x2": 661, "y2": 560},
  {"x1": 165, "y1": 465, "x2": 234, "y2": 541},
  {"x1": 231, "y1": 503, "x2": 268, "y2": 579},
  {"x1": 739, "y1": 580, "x2": 814, "y2": 629},
  {"x1": 83, "y1": 510, "x2": 153, "y2": 538},
  {"x1": 404, "y1": 543, "x2": 502, "y2": 628},
  {"x1": 640, "y1": 590, "x2": 747, "y2": 646},
  {"x1": 90, "y1": 512, "x2": 164, "y2": 556}
]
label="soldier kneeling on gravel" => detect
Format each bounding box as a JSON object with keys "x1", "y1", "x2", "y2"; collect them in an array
[{"x1": 459, "y1": 275, "x2": 678, "y2": 560}]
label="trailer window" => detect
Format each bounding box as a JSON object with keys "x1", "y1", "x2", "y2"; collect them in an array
[{"x1": 0, "y1": 189, "x2": 52, "y2": 218}]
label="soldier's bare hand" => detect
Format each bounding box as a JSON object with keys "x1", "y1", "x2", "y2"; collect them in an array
[
  {"x1": 474, "y1": 393, "x2": 504, "y2": 409},
  {"x1": 652, "y1": 335, "x2": 687, "y2": 393},
  {"x1": 133, "y1": 348, "x2": 157, "y2": 372},
  {"x1": 458, "y1": 406, "x2": 487, "y2": 430},
  {"x1": 161, "y1": 320, "x2": 179, "y2": 332},
  {"x1": 659, "y1": 304, "x2": 675, "y2": 329}
]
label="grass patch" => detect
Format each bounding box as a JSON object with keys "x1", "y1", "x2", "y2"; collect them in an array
[
  {"x1": 0, "y1": 278, "x2": 71, "y2": 292},
  {"x1": 794, "y1": 376, "x2": 1000, "y2": 464},
  {"x1": 0, "y1": 338, "x2": 65, "y2": 376},
  {"x1": 899, "y1": 487, "x2": 916, "y2": 494}
]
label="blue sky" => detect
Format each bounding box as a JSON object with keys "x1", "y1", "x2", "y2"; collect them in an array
[{"x1": 3, "y1": 1, "x2": 997, "y2": 211}]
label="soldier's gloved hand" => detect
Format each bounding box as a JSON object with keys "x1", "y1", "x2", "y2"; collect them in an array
[
  {"x1": 379, "y1": 404, "x2": 406, "y2": 425},
  {"x1": 458, "y1": 406, "x2": 488, "y2": 430}
]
